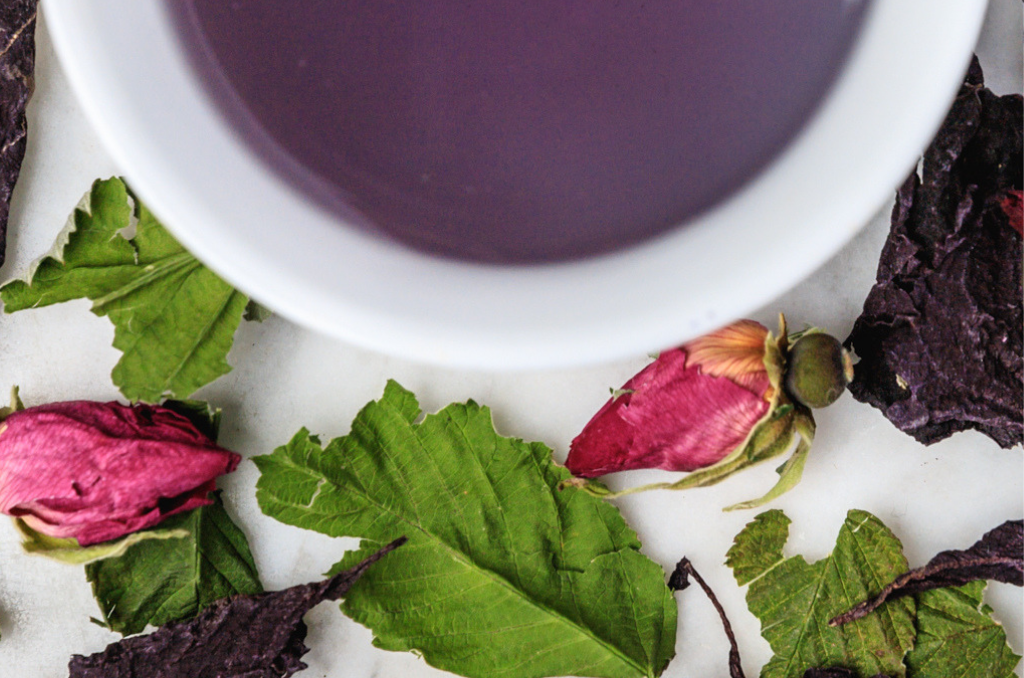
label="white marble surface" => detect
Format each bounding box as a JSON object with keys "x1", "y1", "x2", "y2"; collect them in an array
[{"x1": 0, "y1": 3, "x2": 1021, "y2": 677}]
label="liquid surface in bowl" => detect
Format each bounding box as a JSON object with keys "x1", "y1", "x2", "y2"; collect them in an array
[{"x1": 169, "y1": 1, "x2": 868, "y2": 263}]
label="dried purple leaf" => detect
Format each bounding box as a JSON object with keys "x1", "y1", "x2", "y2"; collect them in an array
[
  {"x1": 830, "y1": 520, "x2": 1022, "y2": 627},
  {"x1": 845, "y1": 56, "x2": 1023, "y2": 448},
  {"x1": 669, "y1": 557, "x2": 746, "y2": 678},
  {"x1": 68, "y1": 537, "x2": 406, "y2": 678},
  {"x1": 0, "y1": 0, "x2": 36, "y2": 268}
]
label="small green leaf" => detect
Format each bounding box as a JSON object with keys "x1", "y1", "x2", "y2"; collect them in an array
[
  {"x1": 243, "y1": 299, "x2": 272, "y2": 322},
  {"x1": 0, "y1": 385, "x2": 23, "y2": 421},
  {"x1": 727, "y1": 509, "x2": 916, "y2": 678},
  {"x1": 86, "y1": 494, "x2": 262, "y2": 636},
  {"x1": 14, "y1": 519, "x2": 189, "y2": 566},
  {"x1": 906, "y1": 581, "x2": 1020, "y2": 678},
  {"x1": 0, "y1": 178, "x2": 250, "y2": 402},
  {"x1": 255, "y1": 380, "x2": 678, "y2": 678},
  {"x1": 724, "y1": 508, "x2": 791, "y2": 587}
]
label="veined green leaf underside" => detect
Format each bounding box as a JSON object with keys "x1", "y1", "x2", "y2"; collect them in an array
[
  {"x1": 727, "y1": 509, "x2": 916, "y2": 678},
  {"x1": 255, "y1": 380, "x2": 678, "y2": 678},
  {"x1": 729, "y1": 510, "x2": 1021, "y2": 678},
  {"x1": 905, "y1": 581, "x2": 1020, "y2": 678}
]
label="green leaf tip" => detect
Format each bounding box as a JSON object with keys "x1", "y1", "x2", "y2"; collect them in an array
[
  {"x1": 725, "y1": 508, "x2": 791, "y2": 586},
  {"x1": 0, "y1": 177, "x2": 254, "y2": 403},
  {"x1": 243, "y1": 299, "x2": 272, "y2": 322},
  {"x1": 909, "y1": 582, "x2": 1021, "y2": 678},
  {"x1": 0, "y1": 385, "x2": 24, "y2": 421},
  {"x1": 256, "y1": 380, "x2": 678, "y2": 678}
]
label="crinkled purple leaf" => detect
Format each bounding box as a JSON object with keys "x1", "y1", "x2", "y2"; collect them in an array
[
  {"x1": 0, "y1": 0, "x2": 36, "y2": 268},
  {"x1": 845, "y1": 56, "x2": 1023, "y2": 448},
  {"x1": 831, "y1": 519, "x2": 1022, "y2": 626},
  {"x1": 68, "y1": 537, "x2": 405, "y2": 678}
]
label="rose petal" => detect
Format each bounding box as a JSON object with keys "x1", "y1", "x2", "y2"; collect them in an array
[
  {"x1": 567, "y1": 349, "x2": 770, "y2": 477},
  {"x1": 684, "y1": 319, "x2": 770, "y2": 390}
]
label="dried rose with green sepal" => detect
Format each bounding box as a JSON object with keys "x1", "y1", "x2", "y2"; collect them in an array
[
  {"x1": 563, "y1": 315, "x2": 852, "y2": 510},
  {"x1": 0, "y1": 390, "x2": 239, "y2": 555}
]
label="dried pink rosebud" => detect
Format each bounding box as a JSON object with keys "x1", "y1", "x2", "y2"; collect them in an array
[
  {"x1": 566, "y1": 320, "x2": 773, "y2": 477},
  {"x1": 564, "y1": 316, "x2": 851, "y2": 510},
  {"x1": 0, "y1": 401, "x2": 240, "y2": 546}
]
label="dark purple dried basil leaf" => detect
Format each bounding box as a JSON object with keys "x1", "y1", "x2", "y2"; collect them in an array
[
  {"x1": 845, "y1": 56, "x2": 1023, "y2": 448},
  {"x1": 0, "y1": 0, "x2": 36, "y2": 269},
  {"x1": 68, "y1": 537, "x2": 406, "y2": 678},
  {"x1": 830, "y1": 520, "x2": 1022, "y2": 627}
]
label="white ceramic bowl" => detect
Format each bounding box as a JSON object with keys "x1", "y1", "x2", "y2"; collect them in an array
[{"x1": 44, "y1": 1, "x2": 987, "y2": 369}]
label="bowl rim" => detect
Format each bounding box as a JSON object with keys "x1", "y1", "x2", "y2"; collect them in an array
[{"x1": 42, "y1": 0, "x2": 988, "y2": 369}]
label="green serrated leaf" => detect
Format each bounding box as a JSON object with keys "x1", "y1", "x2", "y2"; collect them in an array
[
  {"x1": 727, "y1": 509, "x2": 916, "y2": 678},
  {"x1": 906, "y1": 581, "x2": 1020, "y2": 678},
  {"x1": 14, "y1": 518, "x2": 189, "y2": 566},
  {"x1": 85, "y1": 494, "x2": 262, "y2": 636},
  {"x1": 255, "y1": 380, "x2": 678, "y2": 678},
  {"x1": 724, "y1": 509, "x2": 791, "y2": 587},
  {"x1": 0, "y1": 178, "x2": 250, "y2": 403}
]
